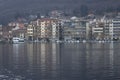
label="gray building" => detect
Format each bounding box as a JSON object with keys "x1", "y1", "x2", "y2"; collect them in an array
[{"x1": 63, "y1": 20, "x2": 90, "y2": 41}]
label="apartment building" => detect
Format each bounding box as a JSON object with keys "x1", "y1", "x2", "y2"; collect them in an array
[
  {"x1": 27, "y1": 18, "x2": 63, "y2": 41},
  {"x1": 104, "y1": 15, "x2": 120, "y2": 40},
  {"x1": 90, "y1": 15, "x2": 120, "y2": 41},
  {"x1": 111, "y1": 16, "x2": 120, "y2": 40},
  {"x1": 91, "y1": 21, "x2": 104, "y2": 40},
  {"x1": 27, "y1": 22, "x2": 37, "y2": 40},
  {"x1": 37, "y1": 18, "x2": 63, "y2": 40},
  {"x1": 63, "y1": 20, "x2": 90, "y2": 41}
]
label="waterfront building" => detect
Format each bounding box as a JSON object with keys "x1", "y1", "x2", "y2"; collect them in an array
[
  {"x1": 2, "y1": 26, "x2": 13, "y2": 41},
  {"x1": 26, "y1": 22, "x2": 37, "y2": 40},
  {"x1": 104, "y1": 19, "x2": 112, "y2": 40},
  {"x1": 37, "y1": 18, "x2": 63, "y2": 41},
  {"x1": 111, "y1": 16, "x2": 120, "y2": 40},
  {"x1": 91, "y1": 20, "x2": 104, "y2": 40},
  {"x1": 104, "y1": 14, "x2": 120, "y2": 40},
  {"x1": 90, "y1": 14, "x2": 120, "y2": 41},
  {"x1": 27, "y1": 18, "x2": 63, "y2": 41},
  {"x1": 63, "y1": 19, "x2": 90, "y2": 41},
  {"x1": 12, "y1": 28, "x2": 27, "y2": 39}
]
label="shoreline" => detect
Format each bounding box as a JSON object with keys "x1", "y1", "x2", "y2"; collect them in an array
[{"x1": 0, "y1": 40, "x2": 119, "y2": 44}]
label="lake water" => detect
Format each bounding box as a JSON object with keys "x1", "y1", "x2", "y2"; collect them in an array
[{"x1": 0, "y1": 42, "x2": 120, "y2": 80}]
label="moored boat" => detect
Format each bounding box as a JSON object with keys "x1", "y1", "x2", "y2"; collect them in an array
[{"x1": 12, "y1": 37, "x2": 25, "y2": 43}]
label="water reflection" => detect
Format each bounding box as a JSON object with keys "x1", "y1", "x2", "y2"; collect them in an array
[
  {"x1": 109, "y1": 42, "x2": 114, "y2": 79},
  {"x1": 13, "y1": 44, "x2": 19, "y2": 64},
  {"x1": 0, "y1": 43, "x2": 120, "y2": 80},
  {"x1": 40, "y1": 43, "x2": 46, "y2": 75}
]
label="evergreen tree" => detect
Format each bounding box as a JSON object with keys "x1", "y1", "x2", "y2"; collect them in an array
[{"x1": 80, "y1": 5, "x2": 88, "y2": 17}]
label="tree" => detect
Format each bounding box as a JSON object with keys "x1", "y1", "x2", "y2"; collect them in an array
[
  {"x1": 73, "y1": 7, "x2": 81, "y2": 17},
  {"x1": 80, "y1": 5, "x2": 89, "y2": 17}
]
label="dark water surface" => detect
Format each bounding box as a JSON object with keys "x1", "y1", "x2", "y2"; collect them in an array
[{"x1": 0, "y1": 42, "x2": 120, "y2": 80}]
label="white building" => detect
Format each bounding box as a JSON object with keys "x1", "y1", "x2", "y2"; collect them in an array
[{"x1": 111, "y1": 16, "x2": 120, "y2": 40}]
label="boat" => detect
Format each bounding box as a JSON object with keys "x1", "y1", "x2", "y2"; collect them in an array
[
  {"x1": 12, "y1": 37, "x2": 25, "y2": 43},
  {"x1": 83, "y1": 40, "x2": 86, "y2": 43},
  {"x1": 19, "y1": 38, "x2": 25, "y2": 42}
]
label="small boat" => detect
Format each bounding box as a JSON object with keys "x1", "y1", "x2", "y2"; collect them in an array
[
  {"x1": 12, "y1": 37, "x2": 24, "y2": 43},
  {"x1": 19, "y1": 38, "x2": 25, "y2": 42},
  {"x1": 83, "y1": 40, "x2": 86, "y2": 43}
]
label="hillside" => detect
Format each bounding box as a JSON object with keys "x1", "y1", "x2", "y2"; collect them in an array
[{"x1": 0, "y1": 0, "x2": 119, "y2": 24}]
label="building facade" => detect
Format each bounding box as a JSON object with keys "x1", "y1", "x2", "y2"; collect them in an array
[
  {"x1": 27, "y1": 18, "x2": 63, "y2": 41},
  {"x1": 111, "y1": 16, "x2": 120, "y2": 40},
  {"x1": 63, "y1": 19, "x2": 90, "y2": 41},
  {"x1": 91, "y1": 21, "x2": 104, "y2": 40}
]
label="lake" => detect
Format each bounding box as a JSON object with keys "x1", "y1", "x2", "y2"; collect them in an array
[{"x1": 0, "y1": 42, "x2": 120, "y2": 80}]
